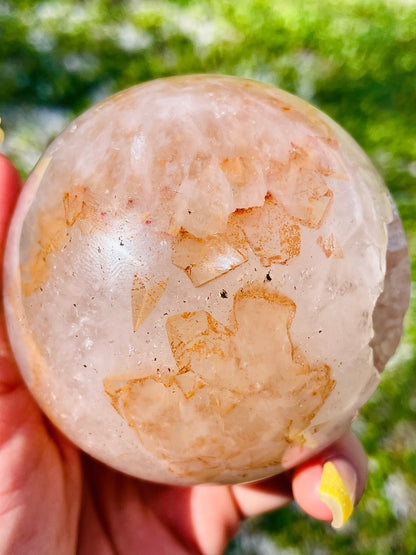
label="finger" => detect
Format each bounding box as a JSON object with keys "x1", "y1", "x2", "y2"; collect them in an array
[
  {"x1": 230, "y1": 472, "x2": 293, "y2": 519},
  {"x1": 229, "y1": 429, "x2": 367, "y2": 529},
  {"x1": 0, "y1": 154, "x2": 21, "y2": 255},
  {"x1": 292, "y1": 430, "x2": 368, "y2": 528},
  {"x1": 0, "y1": 154, "x2": 22, "y2": 389}
]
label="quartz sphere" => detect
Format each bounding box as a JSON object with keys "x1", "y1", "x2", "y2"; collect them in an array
[{"x1": 3, "y1": 75, "x2": 410, "y2": 485}]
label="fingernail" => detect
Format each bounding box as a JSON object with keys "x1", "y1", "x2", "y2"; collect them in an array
[
  {"x1": 0, "y1": 118, "x2": 4, "y2": 149},
  {"x1": 318, "y1": 460, "x2": 357, "y2": 529}
]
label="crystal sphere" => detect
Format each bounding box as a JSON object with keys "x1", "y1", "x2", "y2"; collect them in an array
[{"x1": 3, "y1": 75, "x2": 410, "y2": 485}]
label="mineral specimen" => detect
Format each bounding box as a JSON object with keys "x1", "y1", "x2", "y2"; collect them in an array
[{"x1": 3, "y1": 75, "x2": 410, "y2": 485}]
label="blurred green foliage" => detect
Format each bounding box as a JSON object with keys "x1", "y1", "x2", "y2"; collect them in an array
[{"x1": 1, "y1": 0, "x2": 415, "y2": 553}]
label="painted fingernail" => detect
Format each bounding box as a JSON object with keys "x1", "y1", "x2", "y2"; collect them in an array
[
  {"x1": 0, "y1": 118, "x2": 4, "y2": 149},
  {"x1": 318, "y1": 460, "x2": 357, "y2": 529}
]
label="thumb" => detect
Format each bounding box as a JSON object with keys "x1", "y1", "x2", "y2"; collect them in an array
[
  {"x1": 0, "y1": 153, "x2": 22, "y2": 390},
  {"x1": 0, "y1": 154, "x2": 22, "y2": 257}
]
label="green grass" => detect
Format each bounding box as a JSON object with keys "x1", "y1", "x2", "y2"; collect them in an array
[{"x1": 1, "y1": 1, "x2": 415, "y2": 552}]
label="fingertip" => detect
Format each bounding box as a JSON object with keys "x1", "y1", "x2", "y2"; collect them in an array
[
  {"x1": 292, "y1": 432, "x2": 368, "y2": 528},
  {"x1": 0, "y1": 154, "x2": 22, "y2": 197},
  {"x1": 292, "y1": 460, "x2": 333, "y2": 522},
  {"x1": 0, "y1": 154, "x2": 21, "y2": 249}
]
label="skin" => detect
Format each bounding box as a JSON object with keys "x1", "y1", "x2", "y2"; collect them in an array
[{"x1": 0, "y1": 154, "x2": 367, "y2": 555}]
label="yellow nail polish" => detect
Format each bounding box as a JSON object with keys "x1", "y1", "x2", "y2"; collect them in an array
[
  {"x1": 0, "y1": 118, "x2": 4, "y2": 149},
  {"x1": 318, "y1": 461, "x2": 354, "y2": 529}
]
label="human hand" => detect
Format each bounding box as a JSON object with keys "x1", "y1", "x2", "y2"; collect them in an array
[{"x1": 0, "y1": 154, "x2": 368, "y2": 555}]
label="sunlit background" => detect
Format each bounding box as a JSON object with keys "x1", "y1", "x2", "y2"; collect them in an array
[{"x1": 1, "y1": 1, "x2": 416, "y2": 553}]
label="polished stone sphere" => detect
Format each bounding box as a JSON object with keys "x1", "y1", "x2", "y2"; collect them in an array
[{"x1": 3, "y1": 75, "x2": 410, "y2": 485}]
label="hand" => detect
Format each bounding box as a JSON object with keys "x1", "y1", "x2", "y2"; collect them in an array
[{"x1": 0, "y1": 154, "x2": 367, "y2": 555}]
